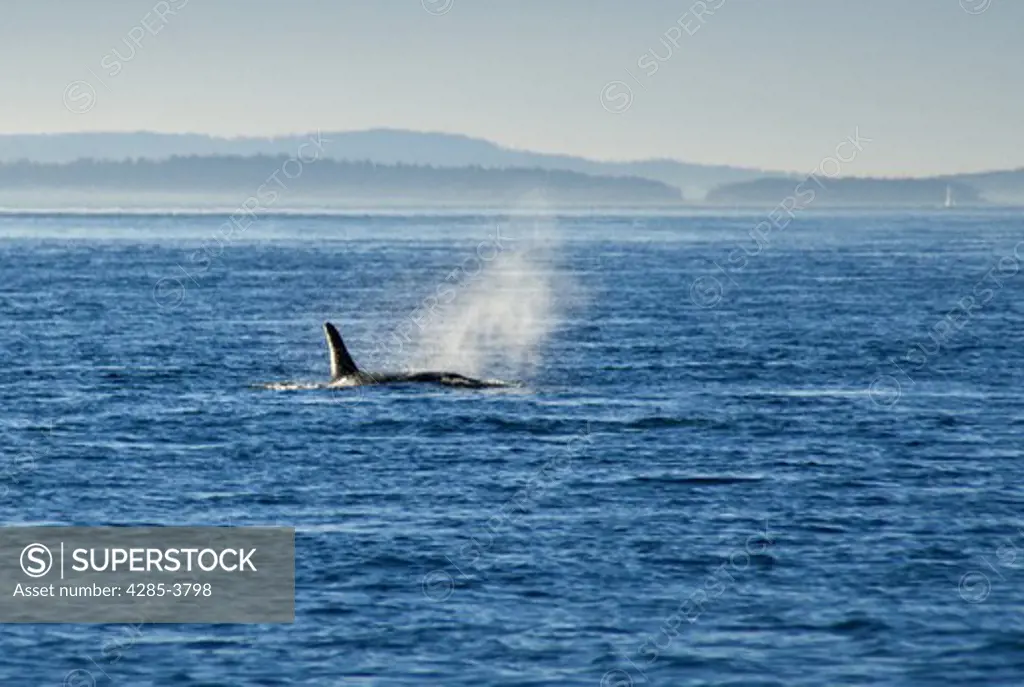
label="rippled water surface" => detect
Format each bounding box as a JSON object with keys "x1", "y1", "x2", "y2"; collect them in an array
[{"x1": 2, "y1": 211, "x2": 1024, "y2": 686}]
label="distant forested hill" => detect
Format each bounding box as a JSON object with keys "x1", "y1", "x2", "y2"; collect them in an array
[
  {"x1": 0, "y1": 156, "x2": 684, "y2": 206},
  {"x1": 4, "y1": 131, "x2": 1021, "y2": 203},
  {"x1": 944, "y1": 168, "x2": 1024, "y2": 204},
  {"x1": 0, "y1": 130, "x2": 772, "y2": 199},
  {"x1": 706, "y1": 177, "x2": 984, "y2": 206}
]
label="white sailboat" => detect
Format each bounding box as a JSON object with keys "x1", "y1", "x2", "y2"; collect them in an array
[{"x1": 944, "y1": 184, "x2": 955, "y2": 209}]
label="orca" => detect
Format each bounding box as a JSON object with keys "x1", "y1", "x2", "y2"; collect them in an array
[{"x1": 322, "y1": 321, "x2": 507, "y2": 389}]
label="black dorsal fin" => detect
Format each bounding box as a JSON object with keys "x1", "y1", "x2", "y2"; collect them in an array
[{"x1": 323, "y1": 322, "x2": 360, "y2": 379}]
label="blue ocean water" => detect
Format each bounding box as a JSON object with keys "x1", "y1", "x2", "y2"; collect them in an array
[{"x1": 2, "y1": 211, "x2": 1024, "y2": 686}]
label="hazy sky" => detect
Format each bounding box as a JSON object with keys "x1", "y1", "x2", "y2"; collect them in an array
[{"x1": 1, "y1": 0, "x2": 1021, "y2": 175}]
